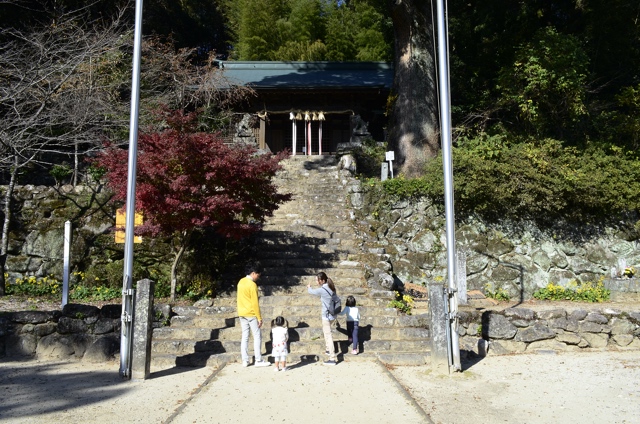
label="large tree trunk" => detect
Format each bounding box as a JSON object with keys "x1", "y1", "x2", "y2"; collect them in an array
[
  {"x1": 0, "y1": 157, "x2": 19, "y2": 296},
  {"x1": 387, "y1": 0, "x2": 440, "y2": 176}
]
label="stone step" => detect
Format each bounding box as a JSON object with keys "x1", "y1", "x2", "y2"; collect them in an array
[
  {"x1": 255, "y1": 232, "x2": 358, "y2": 244},
  {"x1": 153, "y1": 325, "x2": 430, "y2": 342},
  {"x1": 171, "y1": 304, "x2": 402, "y2": 319},
  {"x1": 169, "y1": 313, "x2": 428, "y2": 329},
  {"x1": 257, "y1": 257, "x2": 362, "y2": 268},
  {"x1": 151, "y1": 338, "x2": 431, "y2": 356},
  {"x1": 257, "y1": 230, "x2": 357, "y2": 243},
  {"x1": 149, "y1": 156, "x2": 433, "y2": 369},
  {"x1": 252, "y1": 244, "x2": 358, "y2": 257},
  {"x1": 260, "y1": 229, "x2": 356, "y2": 240},
  {"x1": 151, "y1": 351, "x2": 429, "y2": 368},
  {"x1": 209, "y1": 293, "x2": 388, "y2": 307},
  {"x1": 261, "y1": 266, "x2": 362, "y2": 278},
  {"x1": 256, "y1": 275, "x2": 364, "y2": 287},
  {"x1": 265, "y1": 219, "x2": 352, "y2": 228},
  {"x1": 257, "y1": 284, "x2": 374, "y2": 296},
  {"x1": 255, "y1": 239, "x2": 362, "y2": 251},
  {"x1": 263, "y1": 222, "x2": 353, "y2": 232}
]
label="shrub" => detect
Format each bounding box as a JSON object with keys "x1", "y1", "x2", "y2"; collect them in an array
[
  {"x1": 388, "y1": 291, "x2": 414, "y2": 315},
  {"x1": 369, "y1": 135, "x2": 640, "y2": 226},
  {"x1": 484, "y1": 285, "x2": 511, "y2": 301},
  {"x1": 350, "y1": 138, "x2": 387, "y2": 178},
  {"x1": 6, "y1": 275, "x2": 61, "y2": 296},
  {"x1": 50, "y1": 164, "x2": 73, "y2": 186},
  {"x1": 533, "y1": 278, "x2": 610, "y2": 302}
]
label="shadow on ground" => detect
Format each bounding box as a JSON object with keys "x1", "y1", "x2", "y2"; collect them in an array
[{"x1": 0, "y1": 362, "x2": 129, "y2": 419}]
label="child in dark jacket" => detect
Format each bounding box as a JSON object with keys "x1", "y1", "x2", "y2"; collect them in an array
[{"x1": 339, "y1": 295, "x2": 360, "y2": 354}]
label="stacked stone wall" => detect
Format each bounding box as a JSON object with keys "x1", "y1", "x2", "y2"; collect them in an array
[
  {"x1": 0, "y1": 303, "x2": 171, "y2": 362},
  {"x1": 345, "y1": 171, "x2": 640, "y2": 300},
  {"x1": 0, "y1": 304, "x2": 121, "y2": 362},
  {"x1": 457, "y1": 307, "x2": 640, "y2": 355}
]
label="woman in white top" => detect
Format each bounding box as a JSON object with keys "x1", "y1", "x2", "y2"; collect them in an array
[
  {"x1": 338, "y1": 295, "x2": 360, "y2": 354},
  {"x1": 307, "y1": 272, "x2": 338, "y2": 365}
]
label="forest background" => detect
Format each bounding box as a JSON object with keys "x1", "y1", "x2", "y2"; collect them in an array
[{"x1": 1, "y1": 0, "x2": 639, "y2": 299}]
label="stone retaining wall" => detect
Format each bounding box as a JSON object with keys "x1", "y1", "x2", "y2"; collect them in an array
[
  {"x1": 0, "y1": 304, "x2": 122, "y2": 362},
  {"x1": 457, "y1": 307, "x2": 640, "y2": 355},
  {"x1": 344, "y1": 167, "x2": 640, "y2": 300},
  {"x1": 0, "y1": 303, "x2": 172, "y2": 362}
]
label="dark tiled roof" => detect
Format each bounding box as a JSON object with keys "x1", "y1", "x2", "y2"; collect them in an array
[{"x1": 218, "y1": 61, "x2": 393, "y2": 90}]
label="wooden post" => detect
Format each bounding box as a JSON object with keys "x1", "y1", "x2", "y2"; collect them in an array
[{"x1": 259, "y1": 116, "x2": 266, "y2": 150}]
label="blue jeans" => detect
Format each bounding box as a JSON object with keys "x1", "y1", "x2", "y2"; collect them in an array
[
  {"x1": 347, "y1": 321, "x2": 359, "y2": 350},
  {"x1": 240, "y1": 316, "x2": 262, "y2": 363}
]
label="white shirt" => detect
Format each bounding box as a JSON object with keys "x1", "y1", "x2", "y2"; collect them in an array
[
  {"x1": 339, "y1": 306, "x2": 360, "y2": 322},
  {"x1": 271, "y1": 326, "x2": 288, "y2": 348}
]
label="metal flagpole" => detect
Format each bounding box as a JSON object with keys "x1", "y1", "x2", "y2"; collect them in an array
[
  {"x1": 119, "y1": 0, "x2": 144, "y2": 379},
  {"x1": 435, "y1": 0, "x2": 461, "y2": 372}
]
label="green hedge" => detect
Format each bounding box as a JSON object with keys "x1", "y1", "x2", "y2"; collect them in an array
[{"x1": 376, "y1": 136, "x2": 640, "y2": 225}]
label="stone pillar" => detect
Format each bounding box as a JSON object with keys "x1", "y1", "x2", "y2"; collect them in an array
[
  {"x1": 132, "y1": 278, "x2": 155, "y2": 380},
  {"x1": 380, "y1": 162, "x2": 389, "y2": 181},
  {"x1": 428, "y1": 282, "x2": 449, "y2": 374},
  {"x1": 456, "y1": 250, "x2": 468, "y2": 305}
]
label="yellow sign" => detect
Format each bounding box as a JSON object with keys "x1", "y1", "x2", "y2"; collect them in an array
[{"x1": 115, "y1": 208, "x2": 143, "y2": 243}]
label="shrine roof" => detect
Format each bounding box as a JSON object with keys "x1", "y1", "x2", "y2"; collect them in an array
[{"x1": 217, "y1": 61, "x2": 393, "y2": 90}]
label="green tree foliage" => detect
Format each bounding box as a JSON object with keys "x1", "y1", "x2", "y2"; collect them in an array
[
  {"x1": 0, "y1": 0, "x2": 231, "y2": 57},
  {"x1": 142, "y1": 0, "x2": 230, "y2": 55},
  {"x1": 448, "y1": 0, "x2": 640, "y2": 148},
  {"x1": 227, "y1": 0, "x2": 290, "y2": 60},
  {"x1": 223, "y1": 0, "x2": 391, "y2": 61},
  {"x1": 596, "y1": 85, "x2": 640, "y2": 154},
  {"x1": 497, "y1": 27, "x2": 589, "y2": 139},
  {"x1": 325, "y1": 0, "x2": 392, "y2": 61}
]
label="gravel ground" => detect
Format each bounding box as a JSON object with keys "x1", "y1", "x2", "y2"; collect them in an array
[{"x1": 1, "y1": 350, "x2": 639, "y2": 424}]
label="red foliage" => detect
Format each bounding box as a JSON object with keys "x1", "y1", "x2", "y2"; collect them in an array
[{"x1": 95, "y1": 109, "x2": 290, "y2": 239}]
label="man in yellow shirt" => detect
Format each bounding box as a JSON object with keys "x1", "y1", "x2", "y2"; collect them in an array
[{"x1": 237, "y1": 262, "x2": 270, "y2": 367}]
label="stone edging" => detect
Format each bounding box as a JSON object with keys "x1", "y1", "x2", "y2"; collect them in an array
[{"x1": 457, "y1": 307, "x2": 640, "y2": 355}]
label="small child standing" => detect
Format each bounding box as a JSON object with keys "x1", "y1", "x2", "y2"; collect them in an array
[
  {"x1": 339, "y1": 296, "x2": 360, "y2": 354},
  {"x1": 271, "y1": 316, "x2": 289, "y2": 371}
]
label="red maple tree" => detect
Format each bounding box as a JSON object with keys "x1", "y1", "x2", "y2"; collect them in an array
[{"x1": 95, "y1": 108, "x2": 290, "y2": 299}]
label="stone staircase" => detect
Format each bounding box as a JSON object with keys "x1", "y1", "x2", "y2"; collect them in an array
[{"x1": 151, "y1": 155, "x2": 430, "y2": 368}]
